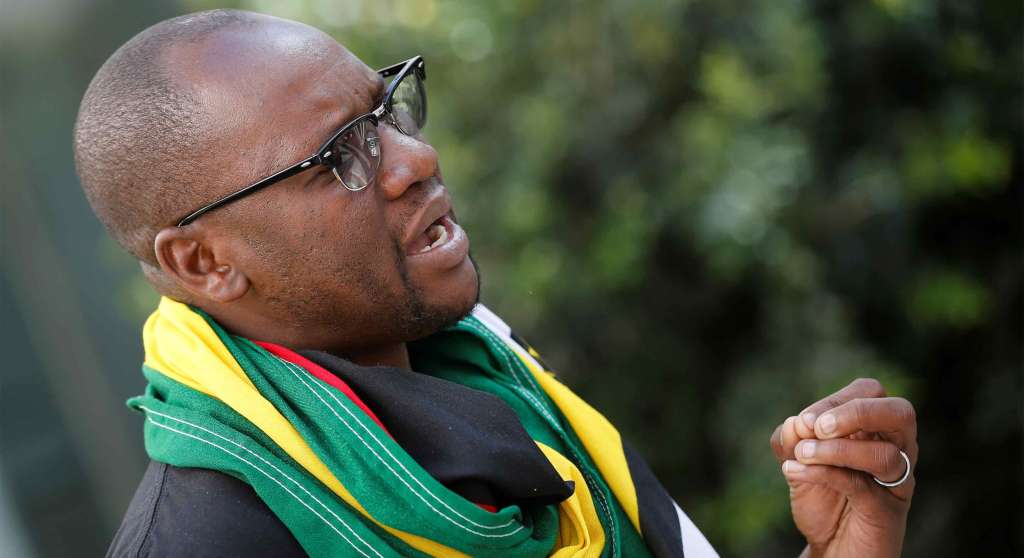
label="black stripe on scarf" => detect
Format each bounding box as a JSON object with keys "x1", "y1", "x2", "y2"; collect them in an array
[
  {"x1": 299, "y1": 350, "x2": 574, "y2": 510},
  {"x1": 624, "y1": 440, "x2": 687, "y2": 557}
]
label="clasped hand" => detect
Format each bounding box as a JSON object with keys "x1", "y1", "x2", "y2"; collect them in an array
[{"x1": 770, "y1": 378, "x2": 917, "y2": 558}]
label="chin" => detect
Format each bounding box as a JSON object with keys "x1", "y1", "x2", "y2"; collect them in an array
[{"x1": 406, "y1": 254, "x2": 480, "y2": 341}]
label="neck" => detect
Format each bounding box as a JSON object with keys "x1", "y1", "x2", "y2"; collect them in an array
[
  {"x1": 344, "y1": 343, "x2": 411, "y2": 370},
  {"x1": 198, "y1": 304, "x2": 413, "y2": 371}
]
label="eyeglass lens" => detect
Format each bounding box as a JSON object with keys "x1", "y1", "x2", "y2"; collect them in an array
[
  {"x1": 329, "y1": 70, "x2": 426, "y2": 191},
  {"x1": 332, "y1": 119, "x2": 381, "y2": 191},
  {"x1": 390, "y1": 71, "x2": 427, "y2": 135}
]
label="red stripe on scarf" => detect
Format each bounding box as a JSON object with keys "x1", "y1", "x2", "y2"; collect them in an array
[{"x1": 254, "y1": 341, "x2": 393, "y2": 439}]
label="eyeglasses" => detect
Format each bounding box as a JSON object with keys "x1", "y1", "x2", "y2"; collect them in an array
[{"x1": 176, "y1": 55, "x2": 428, "y2": 227}]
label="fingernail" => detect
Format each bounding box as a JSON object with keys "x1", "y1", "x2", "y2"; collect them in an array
[
  {"x1": 800, "y1": 412, "x2": 817, "y2": 430},
  {"x1": 783, "y1": 460, "x2": 806, "y2": 474},
  {"x1": 800, "y1": 441, "x2": 817, "y2": 459},
  {"x1": 818, "y1": 413, "x2": 837, "y2": 435}
]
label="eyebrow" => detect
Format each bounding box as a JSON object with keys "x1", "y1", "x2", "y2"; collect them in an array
[
  {"x1": 367, "y1": 74, "x2": 387, "y2": 109},
  {"x1": 270, "y1": 72, "x2": 388, "y2": 185},
  {"x1": 331, "y1": 73, "x2": 387, "y2": 131},
  {"x1": 373, "y1": 73, "x2": 387, "y2": 96}
]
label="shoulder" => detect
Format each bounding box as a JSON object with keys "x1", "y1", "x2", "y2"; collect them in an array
[{"x1": 107, "y1": 461, "x2": 307, "y2": 558}]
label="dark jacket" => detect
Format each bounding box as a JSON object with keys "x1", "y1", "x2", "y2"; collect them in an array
[{"x1": 107, "y1": 460, "x2": 307, "y2": 557}]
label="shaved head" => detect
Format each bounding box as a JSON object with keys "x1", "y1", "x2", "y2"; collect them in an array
[{"x1": 74, "y1": 9, "x2": 479, "y2": 366}]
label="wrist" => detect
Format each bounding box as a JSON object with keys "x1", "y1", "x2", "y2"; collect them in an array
[{"x1": 800, "y1": 539, "x2": 903, "y2": 558}]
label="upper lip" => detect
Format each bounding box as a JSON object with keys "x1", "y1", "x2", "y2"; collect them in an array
[{"x1": 403, "y1": 186, "x2": 452, "y2": 251}]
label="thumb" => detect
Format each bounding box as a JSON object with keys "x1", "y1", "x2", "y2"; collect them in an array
[{"x1": 782, "y1": 459, "x2": 879, "y2": 507}]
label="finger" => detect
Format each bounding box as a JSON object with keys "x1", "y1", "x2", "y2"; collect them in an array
[
  {"x1": 813, "y1": 397, "x2": 917, "y2": 452},
  {"x1": 770, "y1": 423, "x2": 786, "y2": 463},
  {"x1": 794, "y1": 438, "x2": 908, "y2": 482},
  {"x1": 782, "y1": 460, "x2": 914, "y2": 505},
  {"x1": 781, "y1": 460, "x2": 878, "y2": 505},
  {"x1": 770, "y1": 416, "x2": 802, "y2": 464},
  {"x1": 797, "y1": 378, "x2": 887, "y2": 434}
]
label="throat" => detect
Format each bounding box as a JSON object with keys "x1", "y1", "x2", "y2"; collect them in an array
[{"x1": 343, "y1": 343, "x2": 411, "y2": 371}]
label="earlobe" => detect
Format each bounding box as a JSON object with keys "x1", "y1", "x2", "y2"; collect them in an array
[{"x1": 153, "y1": 227, "x2": 250, "y2": 303}]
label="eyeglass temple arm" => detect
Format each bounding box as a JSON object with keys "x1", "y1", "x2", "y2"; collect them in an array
[{"x1": 176, "y1": 155, "x2": 319, "y2": 226}]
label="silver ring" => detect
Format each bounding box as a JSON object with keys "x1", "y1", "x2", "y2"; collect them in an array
[{"x1": 873, "y1": 449, "x2": 912, "y2": 487}]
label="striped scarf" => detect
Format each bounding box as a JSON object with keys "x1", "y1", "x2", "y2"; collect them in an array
[{"x1": 129, "y1": 297, "x2": 717, "y2": 557}]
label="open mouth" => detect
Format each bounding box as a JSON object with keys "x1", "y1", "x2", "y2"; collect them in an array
[{"x1": 408, "y1": 214, "x2": 453, "y2": 255}]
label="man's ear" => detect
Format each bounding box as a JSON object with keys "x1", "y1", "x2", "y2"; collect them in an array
[{"x1": 153, "y1": 227, "x2": 250, "y2": 303}]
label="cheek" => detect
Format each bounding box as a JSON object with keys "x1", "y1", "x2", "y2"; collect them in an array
[
  {"x1": 244, "y1": 186, "x2": 408, "y2": 303},
  {"x1": 302, "y1": 198, "x2": 405, "y2": 291}
]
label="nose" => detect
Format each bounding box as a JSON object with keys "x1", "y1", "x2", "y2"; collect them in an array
[{"x1": 375, "y1": 121, "x2": 439, "y2": 201}]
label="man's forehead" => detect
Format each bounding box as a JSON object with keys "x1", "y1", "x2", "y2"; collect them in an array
[
  {"x1": 167, "y1": 19, "x2": 381, "y2": 106},
  {"x1": 164, "y1": 17, "x2": 384, "y2": 173}
]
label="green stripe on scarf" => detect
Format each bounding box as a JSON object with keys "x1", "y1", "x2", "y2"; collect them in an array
[
  {"x1": 410, "y1": 319, "x2": 652, "y2": 558},
  {"x1": 131, "y1": 304, "x2": 652, "y2": 557}
]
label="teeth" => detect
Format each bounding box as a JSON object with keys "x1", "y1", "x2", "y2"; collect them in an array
[
  {"x1": 418, "y1": 224, "x2": 448, "y2": 253},
  {"x1": 431, "y1": 225, "x2": 449, "y2": 247}
]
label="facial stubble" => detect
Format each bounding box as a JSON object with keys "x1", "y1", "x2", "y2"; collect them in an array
[{"x1": 390, "y1": 237, "x2": 481, "y2": 342}]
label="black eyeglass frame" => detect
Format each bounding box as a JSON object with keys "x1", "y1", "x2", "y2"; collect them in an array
[{"x1": 175, "y1": 55, "x2": 427, "y2": 227}]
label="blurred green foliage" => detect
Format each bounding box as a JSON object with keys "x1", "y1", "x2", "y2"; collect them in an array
[{"x1": 1, "y1": 0, "x2": 1020, "y2": 556}]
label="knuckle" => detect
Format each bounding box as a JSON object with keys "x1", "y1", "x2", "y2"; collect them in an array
[
  {"x1": 848, "y1": 470, "x2": 868, "y2": 493},
  {"x1": 828, "y1": 438, "x2": 849, "y2": 463},
  {"x1": 826, "y1": 394, "x2": 846, "y2": 409},
  {"x1": 878, "y1": 444, "x2": 901, "y2": 473},
  {"x1": 852, "y1": 397, "x2": 869, "y2": 425},
  {"x1": 893, "y1": 397, "x2": 917, "y2": 425}
]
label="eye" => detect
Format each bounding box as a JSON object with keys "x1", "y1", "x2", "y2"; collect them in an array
[
  {"x1": 330, "y1": 119, "x2": 381, "y2": 191},
  {"x1": 301, "y1": 165, "x2": 333, "y2": 189}
]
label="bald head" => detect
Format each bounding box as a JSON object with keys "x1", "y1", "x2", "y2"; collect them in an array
[{"x1": 73, "y1": 9, "x2": 356, "y2": 265}]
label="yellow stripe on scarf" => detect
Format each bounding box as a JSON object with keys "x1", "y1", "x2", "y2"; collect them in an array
[
  {"x1": 144, "y1": 297, "x2": 467, "y2": 558},
  {"x1": 536, "y1": 443, "x2": 606, "y2": 557},
  {"x1": 510, "y1": 347, "x2": 642, "y2": 536}
]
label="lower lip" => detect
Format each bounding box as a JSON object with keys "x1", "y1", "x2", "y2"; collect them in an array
[{"x1": 406, "y1": 215, "x2": 469, "y2": 270}]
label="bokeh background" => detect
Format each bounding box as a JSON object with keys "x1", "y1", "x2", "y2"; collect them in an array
[{"x1": 2, "y1": 0, "x2": 1021, "y2": 556}]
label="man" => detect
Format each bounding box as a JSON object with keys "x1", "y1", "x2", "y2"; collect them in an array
[{"x1": 74, "y1": 9, "x2": 917, "y2": 558}]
